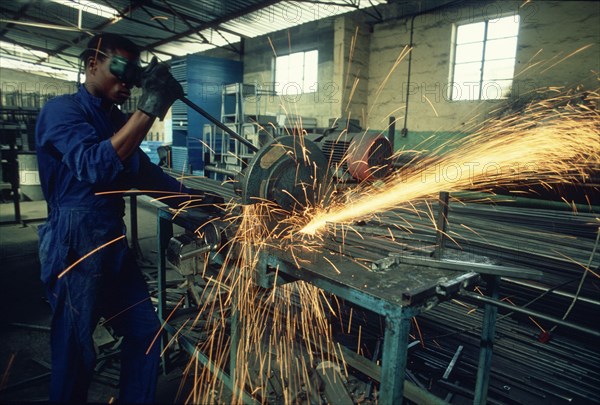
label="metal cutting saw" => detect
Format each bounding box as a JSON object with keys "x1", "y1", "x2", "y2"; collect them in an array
[
  {"x1": 180, "y1": 93, "x2": 394, "y2": 212},
  {"x1": 165, "y1": 96, "x2": 395, "y2": 276},
  {"x1": 236, "y1": 128, "x2": 394, "y2": 212}
]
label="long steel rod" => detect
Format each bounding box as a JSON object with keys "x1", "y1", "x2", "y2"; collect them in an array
[
  {"x1": 180, "y1": 96, "x2": 259, "y2": 152},
  {"x1": 458, "y1": 290, "x2": 600, "y2": 338}
]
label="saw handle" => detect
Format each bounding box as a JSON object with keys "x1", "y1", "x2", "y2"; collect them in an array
[{"x1": 179, "y1": 96, "x2": 259, "y2": 153}]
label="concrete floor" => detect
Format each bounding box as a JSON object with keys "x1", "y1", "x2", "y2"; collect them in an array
[{"x1": 0, "y1": 198, "x2": 192, "y2": 403}]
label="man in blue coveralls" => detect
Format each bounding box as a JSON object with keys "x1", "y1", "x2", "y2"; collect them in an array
[{"x1": 35, "y1": 33, "x2": 202, "y2": 403}]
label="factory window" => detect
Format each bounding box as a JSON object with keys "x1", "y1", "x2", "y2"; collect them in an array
[
  {"x1": 449, "y1": 15, "x2": 520, "y2": 101},
  {"x1": 274, "y1": 50, "x2": 318, "y2": 96}
]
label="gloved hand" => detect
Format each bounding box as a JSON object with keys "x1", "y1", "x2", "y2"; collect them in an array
[{"x1": 137, "y1": 57, "x2": 183, "y2": 120}]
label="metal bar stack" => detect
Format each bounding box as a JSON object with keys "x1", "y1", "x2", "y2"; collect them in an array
[{"x1": 356, "y1": 200, "x2": 600, "y2": 404}]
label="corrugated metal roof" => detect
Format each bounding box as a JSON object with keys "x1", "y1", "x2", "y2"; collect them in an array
[{"x1": 0, "y1": 0, "x2": 386, "y2": 79}]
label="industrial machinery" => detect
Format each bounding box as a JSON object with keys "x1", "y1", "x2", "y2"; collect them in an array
[
  {"x1": 230, "y1": 127, "x2": 394, "y2": 210},
  {"x1": 163, "y1": 116, "x2": 396, "y2": 272},
  {"x1": 317, "y1": 122, "x2": 393, "y2": 182},
  {"x1": 158, "y1": 98, "x2": 481, "y2": 405},
  {"x1": 185, "y1": 100, "x2": 393, "y2": 211},
  {"x1": 166, "y1": 220, "x2": 224, "y2": 275},
  {"x1": 158, "y1": 95, "x2": 599, "y2": 405},
  {"x1": 239, "y1": 135, "x2": 329, "y2": 210}
]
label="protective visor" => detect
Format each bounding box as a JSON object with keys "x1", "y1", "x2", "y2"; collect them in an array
[
  {"x1": 81, "y1": 48, "x2": 142, "y2": 88},
  {"x1": 109, "y1": 55, "x2": 142, "y2": 88}
]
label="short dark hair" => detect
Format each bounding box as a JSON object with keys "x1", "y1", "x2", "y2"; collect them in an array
[{"x1": 81, "y1": 33, "x2": 140, "y2": 67}]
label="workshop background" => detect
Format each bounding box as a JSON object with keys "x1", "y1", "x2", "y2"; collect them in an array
[{"x1": 1, "y1": 1, "x2": 599, "y2": 404}]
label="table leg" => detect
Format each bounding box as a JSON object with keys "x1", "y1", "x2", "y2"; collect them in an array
[
  {"x1": 474, "y1": 275, "x2": 500, "y2": 404},
  {"x1": 380, "y1": 309, "x2": 411, "y2": 404},
  {"x1": 157, "y1": 211, "x2": 173, "y2": 374}
]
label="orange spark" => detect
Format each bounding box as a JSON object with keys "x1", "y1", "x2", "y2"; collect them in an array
[
  {"x1": 301, "y1": 100, "x2": 600, "y2": 235},
  {"x1": 0, "y1": 353, "x2": 15, "y2": 390},
  {"x1": 57, "y1": 235, "x2": 125, "y2": 279},
  {"x1": 146, "y1": 295, "x2": 185, "y2": 356}
]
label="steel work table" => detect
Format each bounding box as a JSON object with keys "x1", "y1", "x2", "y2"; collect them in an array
[
  {"x1": 155, "y1": 206, "x2": 510, "y2": 404},
  {"x1": 256, "y1": 245, "x2": 480, "y2": 404}
]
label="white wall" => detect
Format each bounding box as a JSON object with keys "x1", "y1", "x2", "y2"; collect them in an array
[{"x1": 366, "y1": 0, "x2": 599, "y2": 136}]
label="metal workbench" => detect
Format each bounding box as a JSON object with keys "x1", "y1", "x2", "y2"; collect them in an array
[{"x1": 155, "y1": 206, "x2": 519, "y2": 404}]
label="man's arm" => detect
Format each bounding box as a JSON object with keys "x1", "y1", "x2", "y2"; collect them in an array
[{"x1": 110, "y1": 111, "x2": 154, "y2": 161}]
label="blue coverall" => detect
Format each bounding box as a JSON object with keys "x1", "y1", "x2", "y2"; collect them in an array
[{"x1": 36, "y1": 85, "x2": 187, "y2": 403}]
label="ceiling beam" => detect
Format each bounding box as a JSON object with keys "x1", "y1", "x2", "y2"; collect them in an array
[
  {"x1": 160, "y1": 0, "x2": 210, "y2": 44},
  {"x1": 0, "y1": 5, "x2": 94, "y2": 66},
  {"x1": 287, "y1": 0, "x2": 359, "y2": 7},
  {"x1": 42, "y1": 1, "x2": 147, "y2": 62},
  {"x1": 143, "y1": 0, "x2": 283, "y2": 51},
  {"x1": 213, "y1": 28, "x2": 242, "y2": 54},
  {"x1": 99, "y1": 0, "x2": 183, "y2": 37},
  {"x1": 142, "y1": 1, "x2": 250, "y2": 40},
  {"x1": 0, "y1": 3, "x2": 31, "y2": 38}
]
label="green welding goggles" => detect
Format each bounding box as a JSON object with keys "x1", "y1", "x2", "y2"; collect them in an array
[
  {"x1": 81, "y1": 48, "x2": 143, "y2": 88},
  {"x1": 109, "y1": 55, "x2": 143, "y2": 88}
]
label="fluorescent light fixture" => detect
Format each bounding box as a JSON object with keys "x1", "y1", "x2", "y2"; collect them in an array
[
  {"x1": 48, "y1": 0, "x2": 120, "y2": 20},
  {"x1": 0, "y1": 41, "x2": 48, "y2": 58}
]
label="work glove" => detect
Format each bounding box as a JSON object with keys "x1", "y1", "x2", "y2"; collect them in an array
[{"x1": 137, "y1": 57, "x2": 183, "y2": 120}]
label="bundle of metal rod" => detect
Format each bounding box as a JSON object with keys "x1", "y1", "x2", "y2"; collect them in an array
[
  {"x1": 444, "y1": 207, "x2": 598, "y2": 300},
  {"x1": 446, "y1": 206, "x2": 598, "y2": 259},
  {"x1": 163, "y1": 168, "x2": 239, "y2": 200},
  {"x1": 492, "y1": 279, "x2": 600, "y2": 337},
  {"x1": 363, "y1": 202, "x2": 599, "y2": 295},
  {"x1": 323, "y1": 200, "x2": 600, "y2": 402},
  {"x1": 413, "y1": 300, "x2": 600, "y2": 404},
  {"x1": 449, "y1": 203, "x2": 598, "y2": 238}
]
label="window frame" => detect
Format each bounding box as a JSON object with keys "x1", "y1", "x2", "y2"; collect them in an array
[
  {"x1": 448, "y1": 14, "x2": 520, "y2": 101},
  {"x1": 273, "y1": 49, "x2": 319, "y2": 96}
]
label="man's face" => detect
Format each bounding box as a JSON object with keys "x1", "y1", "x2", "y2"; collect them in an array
[{"x1": 86, "y1": 48, "x2": 138, "y2": 105}]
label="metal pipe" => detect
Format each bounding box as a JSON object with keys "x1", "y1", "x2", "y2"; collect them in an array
[
  {"x1": 401, "y1": 14, "x2": 416, "y2": 138},
  {"x1": 179, "y1": 243, "x2": 216, "y2": 261},
  {"x1": 434, "y1": 191, "x2": 449, "y2": 259},
  {"x1": 397, "y1": 255, "x2": 543, "y2": 280},
  {"x1": 458, "y1": 290, "x2": 600, "y2": 338},
  {"x1": 503, "y1": 278, "x2": 600, "y2": 307},
  {"x1": 387, "y1": 115, "x2": 396, "y2": 151},
  {"x1": 204, "y1": 165, "x2": 241, "y2": 177},
  {"x1": 442, "y1": 345, "x2": 463, "y2": 380},
  {"x1": 452, "y1": 191, "x2": 599, "y2": 213}
]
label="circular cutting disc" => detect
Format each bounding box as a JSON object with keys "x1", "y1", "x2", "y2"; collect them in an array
[
  {"x1": 241, "y1": 136, "x2": 329, "y2": 211},
  {"x1": 346, "y1": 132, "x2": 392, "y2": 181}
]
